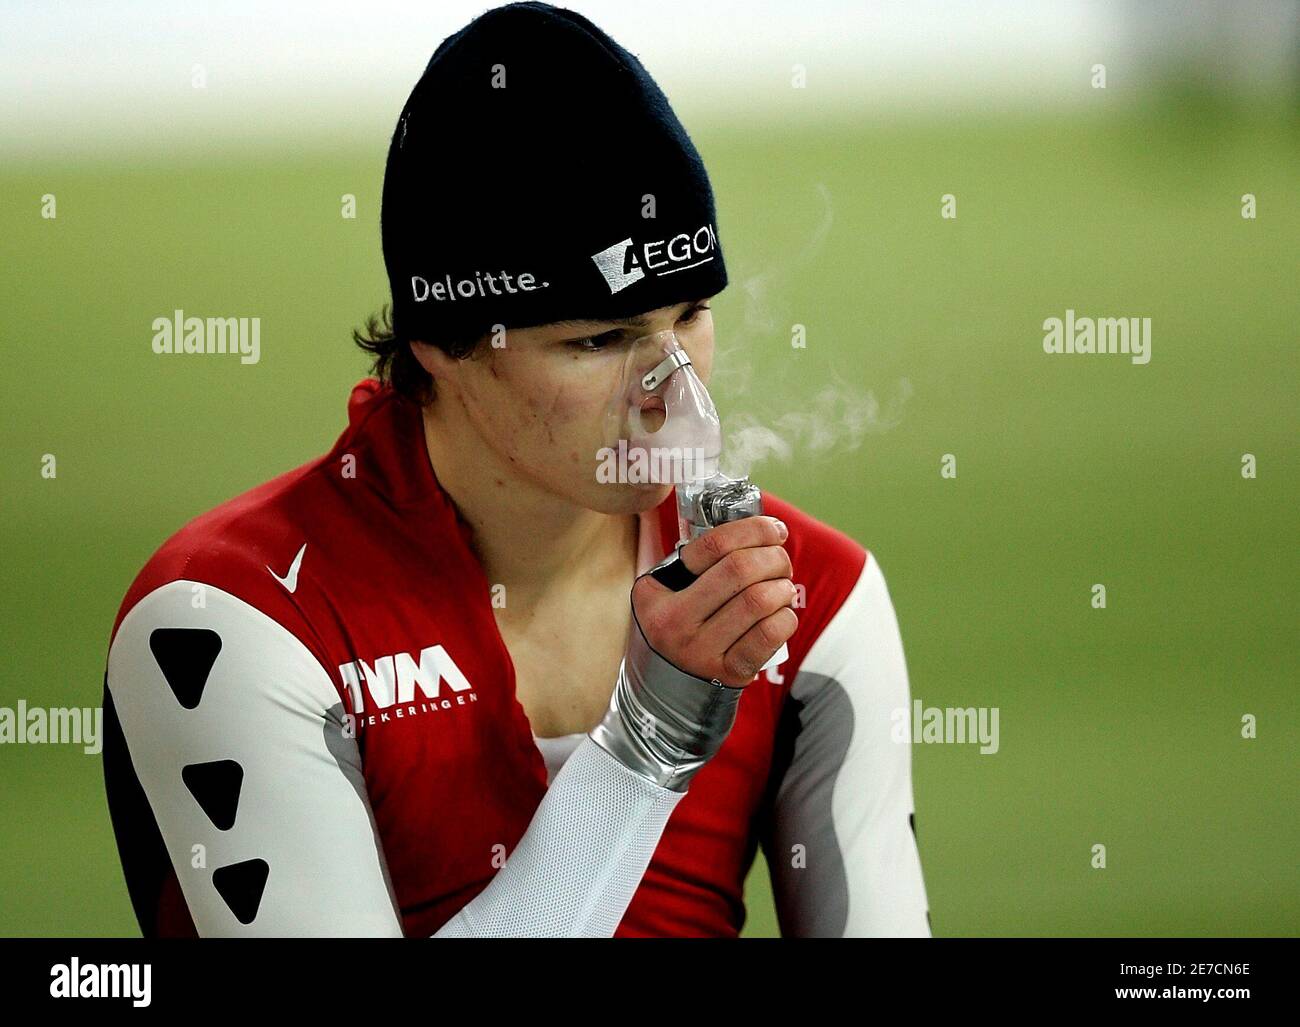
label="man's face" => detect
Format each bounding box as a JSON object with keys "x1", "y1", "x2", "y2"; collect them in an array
[{"x1": 417, "y1": 298, "x2": 716, "y2": 515}]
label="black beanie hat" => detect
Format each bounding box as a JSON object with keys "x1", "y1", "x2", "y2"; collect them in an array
[{"x1": 381, "y1": 1, "x2": 728, "y2": 343}]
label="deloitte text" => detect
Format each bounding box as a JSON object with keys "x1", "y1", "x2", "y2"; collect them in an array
[{"x1": 410, "y1": 270, "x2": 548, "y2": 303}]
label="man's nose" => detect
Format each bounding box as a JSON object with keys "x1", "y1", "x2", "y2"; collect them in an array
[{"x1": 628, "y1": 329, "x2": 684, "y2": 378}]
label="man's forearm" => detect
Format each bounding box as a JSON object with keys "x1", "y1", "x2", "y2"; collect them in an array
[
  {"x1": 435, "y1": 613, "x2": 740, "y2": 937},
  {"x1": 433, "y1": 737, "x2": 681, "y2": 937}
]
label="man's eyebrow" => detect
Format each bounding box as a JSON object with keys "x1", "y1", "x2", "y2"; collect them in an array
[
  {"x1": 551, "y1": 299, "x2": 706, "y2": 330},
  {"x1": 550, "y1": 313, "x2": 651, "y2": 329}
]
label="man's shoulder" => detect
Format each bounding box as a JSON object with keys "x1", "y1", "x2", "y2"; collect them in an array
[
  {"x1": 108, "y1": 379, "x2": 420, "y2": 644},
  {"x1": 109, "y1": 455, "x2": 336, "y2": 642}
]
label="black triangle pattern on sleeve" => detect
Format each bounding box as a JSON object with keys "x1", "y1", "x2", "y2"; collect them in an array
[
  {"x1": 102, "y1": 675, "x2": 200, "y2": 937},
  {"x1": 181, "y1": 760, "x2": 244, "y2": 831},
  {"x1": 145, "y1": 625, "x2": 270, "y2": 926},
  {"x1": 212, "y1": 860, "x2": 270, "y2": 925},
  {"x1": 148, "y1": 628, "x2": 222, "y2": 709}
]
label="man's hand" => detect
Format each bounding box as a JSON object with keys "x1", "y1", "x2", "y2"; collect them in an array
[{"x1": 632, "y1": 515, "x2": 797, "y2": 687}]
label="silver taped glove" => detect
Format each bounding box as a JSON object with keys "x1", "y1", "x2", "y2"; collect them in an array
[{"x1": 588, "y1": 600, "x2": 742, "y2": 792}]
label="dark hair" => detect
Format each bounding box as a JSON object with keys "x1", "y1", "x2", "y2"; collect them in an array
[{"x1": 352, "y1": 305, "x2": 484, "y2": 405}]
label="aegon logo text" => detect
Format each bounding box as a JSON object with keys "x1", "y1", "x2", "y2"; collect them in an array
[
  {"x1": 338, "y1": 645, "x2": 475, "y2": 719},
  {"x1": 591, "y1": 222, "x2": 718, "y2": 295}
]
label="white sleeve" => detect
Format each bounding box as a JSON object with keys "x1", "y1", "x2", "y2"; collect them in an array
[
  {"x1": 761, "y1": 556, "x2": 932, "y2": 937},
  {"x1": 106, "y1": 580, "x2": 683, "y2": 937}
]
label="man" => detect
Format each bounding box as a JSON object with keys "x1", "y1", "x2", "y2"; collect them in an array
[{"x1": 102, "y1": 1, "x2": 930, "y2": 937}]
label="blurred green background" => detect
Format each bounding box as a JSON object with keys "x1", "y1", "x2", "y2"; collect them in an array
[{"x1": 3, "y1": 78, "x2": 1298, "y2": 934}]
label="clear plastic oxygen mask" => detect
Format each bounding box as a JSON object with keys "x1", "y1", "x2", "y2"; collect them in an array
[
  {"x1": 602, "y1": 329, "x2": 788, "y2": 673},
  {"x1": 602, "y1": 328, "x2": 722, "y2": 485}
]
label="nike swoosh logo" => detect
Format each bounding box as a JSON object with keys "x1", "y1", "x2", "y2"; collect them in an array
[{"x1": 268, "y1": 543, "x2": 307, "y2": 593}]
